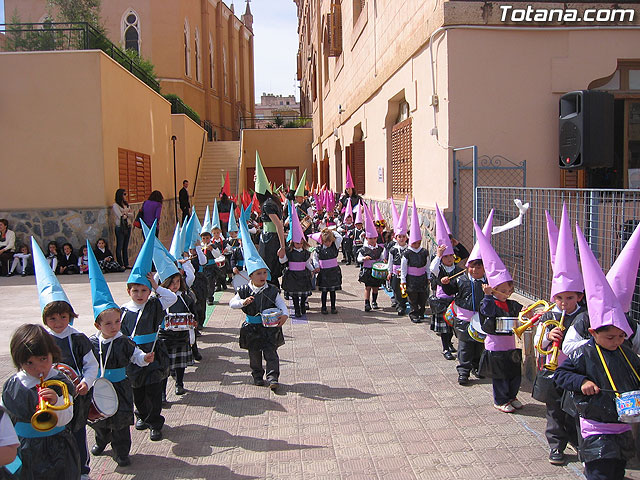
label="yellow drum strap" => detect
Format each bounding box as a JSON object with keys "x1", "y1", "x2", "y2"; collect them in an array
[{"x1": 596, "y1": 345, "x2": 640, "y2": 397}]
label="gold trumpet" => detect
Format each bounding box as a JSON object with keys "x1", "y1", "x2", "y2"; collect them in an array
[
  {"x1": 536, "y1": 310, "x2": 565, "y2": 371},
  {"x1": 513, "y1": 300, "x2": 556, "y2": 338},
  {"x1": 31, "y1": 375, "x2": 71, "y2": 432},
  {"x1": 400, "y1": 283, "x2": 408, "y2": 298}
]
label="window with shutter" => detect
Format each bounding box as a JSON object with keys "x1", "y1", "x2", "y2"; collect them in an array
[
  {"x1": 351, "y1": 141, "x2": 366, "y2": 195},
  {"x1": 118, "y1": 148, "x2": 152, "y2": 203},
  {"x1": 560, "y1": 169, "x2": 586, "y2": 188},
  {"x1": 329, "y1": 2, "x2": 342, "y2": 57},
  {"x1": 391, "y1": 118, "x2": 412, "y2": 199}
]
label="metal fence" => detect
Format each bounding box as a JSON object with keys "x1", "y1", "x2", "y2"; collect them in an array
[
  {"x1": 0, "y1": 22, "x2": 160, "y2": 92},
  {"x1": 476, "y1": 187, "x2": 640, "y2": 320}
]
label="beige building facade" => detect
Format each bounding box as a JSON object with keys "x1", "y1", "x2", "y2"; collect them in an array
[
  {"x1": 296, "y1": 0, "x2": 640, "y2": 244},
  {"x1": 5, "y1": 0, "x2": 255, "y2": 141}
]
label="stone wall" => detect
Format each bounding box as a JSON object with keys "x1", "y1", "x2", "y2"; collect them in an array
[
  {"x1": 1, "y1": 199, "x2": 176, "y2": 261},
  {"x1": 366, "y1": 198, "x2": 437, "y2": 251}
]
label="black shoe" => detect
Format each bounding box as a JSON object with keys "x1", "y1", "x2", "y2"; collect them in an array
[
  {"x1": 471, "y1": 368, "x2": 485, "y2": 379},
  {"x1": 150, "y1": 429, "x2": 162, "y2": 441},
  {"x1": 175, "y1": 384, "x2": 186, "y2": 395},
  {"x1": 207, "y1": 298, "x2": 214, "y2": 306},
  {"x1": 21, "y1": 271, "x2": 26, "y2": 277},
  {"x1": 135, "y1": 419, "x2": 149, "y2": 430},
  {"x1": 443, "y1": 350, "x2": 455, "y2": 361},
  {"x1": 410, "y1": 317, "x2": 422, "y2": 324},
  {"x1": 331, "y1": 308, "x2": 338, "y2": 314},
  {"x1": 321, "y1": 307, "x2": 328, "y2": 315},
  {"x1": 391, "y1": 301, "x2": 398, "y2": 308},
  {"x1": 269, "y1": 381, "x2": 279, "y2": 391},
  {"x1": 372, "y1": 302, "x2": 380, "y2": 310},
  {"x1": 115, "y1": 455, "x2": 131, "y2": 467},
  {"x1": 449, "y1": 344, "x2": 457, "y2": 353},
  {"x1": 346, "y1": 261, "x2": 351, "y2": 266},
  {"x1": 294, "y1": 310, "x2": 301, "y2": 318},
  {"x1": 305, "y1": 301, "x2": 310, "y2": 310},
  {"x1": 549, "y1": 448, "x2": 565, "y2": 465},
  {"x1": 458, "y1": 375, "x2": 469, "y2": 385},
  {"x1": 6, "y1": 272, "x2": 12, "y2": 277},
  {"x1": 91, "y1": 444, "x2": 105, "y2": 456},
  {"x1": 192, "y1": 345, "x2": 202, "y2": 361},
  {"x1": 364, "y1": 303, "x2": 372, "y2": 312},
  {"x1": 254, "y1": 378, "x2": 265, "y2": 386},
  {"x1": 161, "y1": 391, "x2": 167, "y2": 404},
  {"x1": 397, "y1": 309, "x2": 406, "y2": 316}
]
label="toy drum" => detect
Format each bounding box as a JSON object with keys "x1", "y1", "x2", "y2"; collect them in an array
[
  {"x1": 468, "y1": 314, "x2": 487, "y2": 343},
  {"x1": 232, "y1": 272, "x2": 249, "y2": 291},
  {"x1": 164, "y1": 312, "x2": 197, "y2": 331},
  {"x1": 215, "y1": 255, "x2": 226, "y2": 268},
  {"x1": 495, "y1": 317, "x2": 518, "y2": 334},
  {"x1": 443, "y1": 302, "x2": 456, "y2": 327},
  {"x1": 87, "y1": 378, "x2": 118, "y2": 424},
  {"x1": 616, "y1": 391, "x2": 640, "y2": 423},
  {"x1": 261, "y1": 308, "x2": 282, "y2": 327},
  {"x1": 371, "y1": 262, "x2": 388, "y2": 280},
  {"x1": 53, "y1": 363, "x2": 81, "y2": 392}
]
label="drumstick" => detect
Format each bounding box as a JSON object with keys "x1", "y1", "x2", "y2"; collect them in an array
[
  {"x1": 445, "y1": 269, "x2": 467, "y2": 281},
  {"x1": 150, "y1": 325, "x2": 162, "y2": 353}
]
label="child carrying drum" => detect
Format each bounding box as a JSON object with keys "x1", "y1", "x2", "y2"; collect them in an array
[
  {"x1": 229, "y1": 207, "x2": 289, "y2": 391},
  {"x1": 400, "y1": 200, "x2": 429, "y2": 324},
  {"x1": 357, "y1": 204, "x2": 386, "y2": 312},
  {"x1": 313, "y1": 228, "x2": 343, "y2": 315}
]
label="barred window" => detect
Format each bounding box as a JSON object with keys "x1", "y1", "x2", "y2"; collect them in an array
[{"x1": 391, "y1": 117, "x2": 412, "y2": 199}]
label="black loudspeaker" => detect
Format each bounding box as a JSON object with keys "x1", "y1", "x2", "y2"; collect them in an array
[{"x1": 559, "y1": 90, "x2": 614, "y2": 169}]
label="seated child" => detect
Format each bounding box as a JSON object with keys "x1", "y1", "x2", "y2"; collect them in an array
[
  {"x1": 58, "y1": 243, "x2": 79, "y2": 275},
  {"x1": 94, "y1": 239, "x2": 124, "y2": 273},
  {"x1": 78, "y1": 245, "x2": 89, "y2": 274},
  {"x1": 46, "y1": 241, "x2": 60, "y2": 274},
  {"x1": 8, "y1": 244, "x2": 31, "y2": 276}
]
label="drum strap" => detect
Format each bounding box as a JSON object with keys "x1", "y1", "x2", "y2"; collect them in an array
[
  {"x1": 66, "y1": 335, "x2": 80, "y2": 377},
  {"x1": 596, "y1": 345, "x2": 640, "y2": 397},
  {"x1": 98, "y1": 339, "x2": 114, "y2": 379}
]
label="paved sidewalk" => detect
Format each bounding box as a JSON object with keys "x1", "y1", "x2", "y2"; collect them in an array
[{"x1": 1, "y1": 268, "x2": 640, "y2": 479}]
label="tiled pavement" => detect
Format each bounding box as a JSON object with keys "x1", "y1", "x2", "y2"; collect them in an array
[{"x1": 2, "y1": 268, "x2": 640, "y2": 479}]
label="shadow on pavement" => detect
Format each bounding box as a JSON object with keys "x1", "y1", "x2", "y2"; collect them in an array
[
  {"x1": 282, "y1": 382, "x2": 378, "y2": 401},
  {"x1": 174, "y1": 391, "x2": 287, "y2": 416}
]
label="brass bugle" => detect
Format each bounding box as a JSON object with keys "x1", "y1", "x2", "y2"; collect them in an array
[
  {"x1": 513, "y1": 300, "x2": 556, "y2": 338},
  {"x1": 31, "y1": 375, "x2": 71, "y2": 432},
  {"x1": 536, "y1": 310, "x2": 565, "y2": 371}
]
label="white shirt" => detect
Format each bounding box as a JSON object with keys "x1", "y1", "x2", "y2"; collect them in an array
[
  {"x1": 122, "y1": 286, "x2": 177, "y2": 312},
  {"x1": 0, "y1": 412, "x2": 18, "y2": 447},
  {"x1": 96, "y1": 332, "x2": 149, "y2": 368},
  {"x1": 400, "y1": 245, "x2": 424, "y2": 283},
  {"x1": 229, "y1": 281, "x2": 288, "y2": 314},
  {"x1": 45, "y1": 325, "x2": 99, "y2": 389}
]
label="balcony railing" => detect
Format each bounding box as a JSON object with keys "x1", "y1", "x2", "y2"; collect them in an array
[{"x1": 240, "y1": 115, "x2": 312, "y2": 130}]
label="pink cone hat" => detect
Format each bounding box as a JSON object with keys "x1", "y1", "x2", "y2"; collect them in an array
[
  {"x1": 327, "y1": 191, "x2": 335, "y2": 212},
  {"x1": 396, "y1": 197, "x2": 408, "y2": 236},
  {"x1": 374, "y1": 202, "x2": 384, "y2": 222},
  {"x1": 363, "y1": 203, "x2": 378, "y2": 239},
  {"x1": 344, "y1": 196, "x2": 353, "y2": 220},
  {"x1": 309, "y1": 232, "x2": 323, "y2": 244},
  {"x1": 576, "y1": 223, "x2": 632, "y2": 337},
  {"x1": 409, "y1": 199, "x2": 422, "y2": 245},
  {"x1": 550, "y1": 204, "x2": 584, "y2": 298},
  {"x1": 389, "y1": 198, "x2": 400, "y2": 232},
  {"x1": 545, "y1": 210, "x2": 559, "y2": 267},
  {"x1": 345, "y1": 166, "x2": 355, "y2": 190},
  {"x1": 289, "y1": 201, "x2": 306, "y2": 243},
  {"x1": 473, "y1": 219, "x2": 512, "y2": 288},
  {"x1": 607, "y1": 220, "x2": 640, "y2": 313},
  {"x1": 355, "y1": 204, "x2": 363, "y2": 224},
  {"x1": 435, "y1": 204, "x2": 454, "y2": 256},
  {"x1": 466, "y1": 209, "x2": 495, "y2": 265}
]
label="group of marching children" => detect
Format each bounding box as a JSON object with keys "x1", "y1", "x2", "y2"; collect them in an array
[{"x1": 0, "y1": 211, "x2": 217, "y2": 478}]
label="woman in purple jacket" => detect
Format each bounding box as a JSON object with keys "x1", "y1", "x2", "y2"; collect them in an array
[{"x1": 141, "y1": 191, "x2": 163, "y2": 236}]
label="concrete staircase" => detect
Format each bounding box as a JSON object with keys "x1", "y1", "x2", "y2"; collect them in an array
[{"x1": 192, "y1": 141, "x2": 240, "y2": 218}]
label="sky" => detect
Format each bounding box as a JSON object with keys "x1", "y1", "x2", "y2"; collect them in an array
[{"x1": 0, "y1": 0, "x2": 300, "y2": 102}]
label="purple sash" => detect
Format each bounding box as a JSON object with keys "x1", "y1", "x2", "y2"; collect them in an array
[
  {"x1": 319, "y1": 258, "x2": 338, "y2": 269},
  {"x1": 436, "y1": 285, "x2": 453, "y2": 299},
  {"x1": 362, "y1": 259, "x2": 375, "y2": 268},
  {"x1": 407, "y1": 265, "x2": 427, "y2": 276},
  {"x1": 485, "y1": 334, "x2": 516, "y2": 352},
  {"x1": 288, "y1": 261, "x2": 306, "y2": 271},
  {"x1": 580, "y1": 418, "x2": 631, "y2": 437},
  {"x1": 455, "y1": 305, "x2": 476, "y2": 323},
  {"x1": 392, "y1": 264, "x2": 401, "y2": 275}
]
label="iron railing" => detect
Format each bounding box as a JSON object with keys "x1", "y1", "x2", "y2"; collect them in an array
[
  {"x1": 0, "y1": 22, "x2": 160, "y2": 92},
  {"x1": 240, "y1": 115, "x2": 312, "y2": 130},
  {"x1": 476, "y1": 186, "x2": 640, "y2": 321}
]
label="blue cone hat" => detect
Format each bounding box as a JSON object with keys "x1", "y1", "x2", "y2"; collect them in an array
[
  {"x1": 87, "y1": 239, "x2": 119, "y2": 319},
  {"x1": 31, "y1": 237, "x2": 71, "y2": 313},
  {"x1": 228, "y1": 207, "x2": 238, "y2": 233},
  {"x1": 212, "y1": 201, "x2": 221, "y2": 230},
  {"x1": 169, "y1": 223, "x2": 183, "y2": 260},
  {"x1": 239, "y1": 204, "x2": 269, "y2": 276},
  {"x1": 127, "y1": 220, "x2": 157, "y2": 288},
  {"x1": 200, "y1": 206, "x2": 212, "y2": 235},
  {"x1": 141, "y1": 221, "x2": 179, "y2": 282}
]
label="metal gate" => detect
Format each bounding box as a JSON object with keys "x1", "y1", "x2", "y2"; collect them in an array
[{"x1": 452, "y1": 146, "x2": 527, "y2": 249}]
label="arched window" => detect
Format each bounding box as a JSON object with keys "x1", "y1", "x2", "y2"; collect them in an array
[
  {"x1": 184, "y1": 19, "x2": 191, "y2": 77},
  {"x1": 194, "y1": 28, "x2": 201, "y2": 83},
  {"x1": 122, "y1": 10, "x2": 140, "y2": 54},
  {"x1": 209, "y1": 34, "x2": 215, "y2": 89}
]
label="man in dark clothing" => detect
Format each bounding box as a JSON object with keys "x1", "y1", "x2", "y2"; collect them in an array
[{"x1": 179, "y1": 180, "x2": 190, "y2": 224}]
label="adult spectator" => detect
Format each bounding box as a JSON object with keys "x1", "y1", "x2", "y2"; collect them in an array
[
  {"x1": 179, "y1": 180, "x2": 190, "y2": 224},
  {"x1": 113, "y1": 188, "x2": 133, "y2": 268},
  {"x1": 338, "y1": 187, "x2": 363, "y2": 216},
  {"x1": 217, "y1": 191, "x2": 236, "y2": 237},
  {"x1": 142, "y1": 190, "x2": 163, "y2": 237},
  {"x1": 0, "y1": 219, "x2": 16, "y2": 276}
]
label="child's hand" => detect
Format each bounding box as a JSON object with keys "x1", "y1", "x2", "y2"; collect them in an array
[
  {"x1": 547, "y1": 327, "x2": 564, "y2": 343},
  {"x1": 277, "y1": 315, "x2": 288, "y2": 326},
  {"x1": 581, "y1": 380, "x2": 600, "y2": 395},
  {"x1": 144, "y1": 352, "x2": 155, "y2": 363},
  {"x1": 38, "y1": 387, "x2": 58, "y2": 405},
  {"x1": 482, "y1": 283, "x2": 493, "y2": 295},
  {"x1": 233, "y1": 267, "x2": 240, "y2": 275},
  {"x1": 520, "y1": 306, "x2": 534, "y2": 319},
  {"x1": 364, "y1": 256, "x2": 372, "y2": 261},
  {"x1": 387, "y1": 272, "x2": 392, "y2": 281},
  {"x1": 147, "y1": 272, "x2": 159, "y2": 290},
  {"x1": 313, "y1": 268, "x2": 320, "y2": 274},
  {"x1": 441, "y1": 276, "x2": 450, "y2": 285},
  {"x1": 243, "y1": 296, "x2": 254, "y2": 306},
  {"x1": 76, "y1": 381, "x2": 89, "y2": 396},
  {"x1": 436, "y1": 244, "x2": 447, "y2": 258}
]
